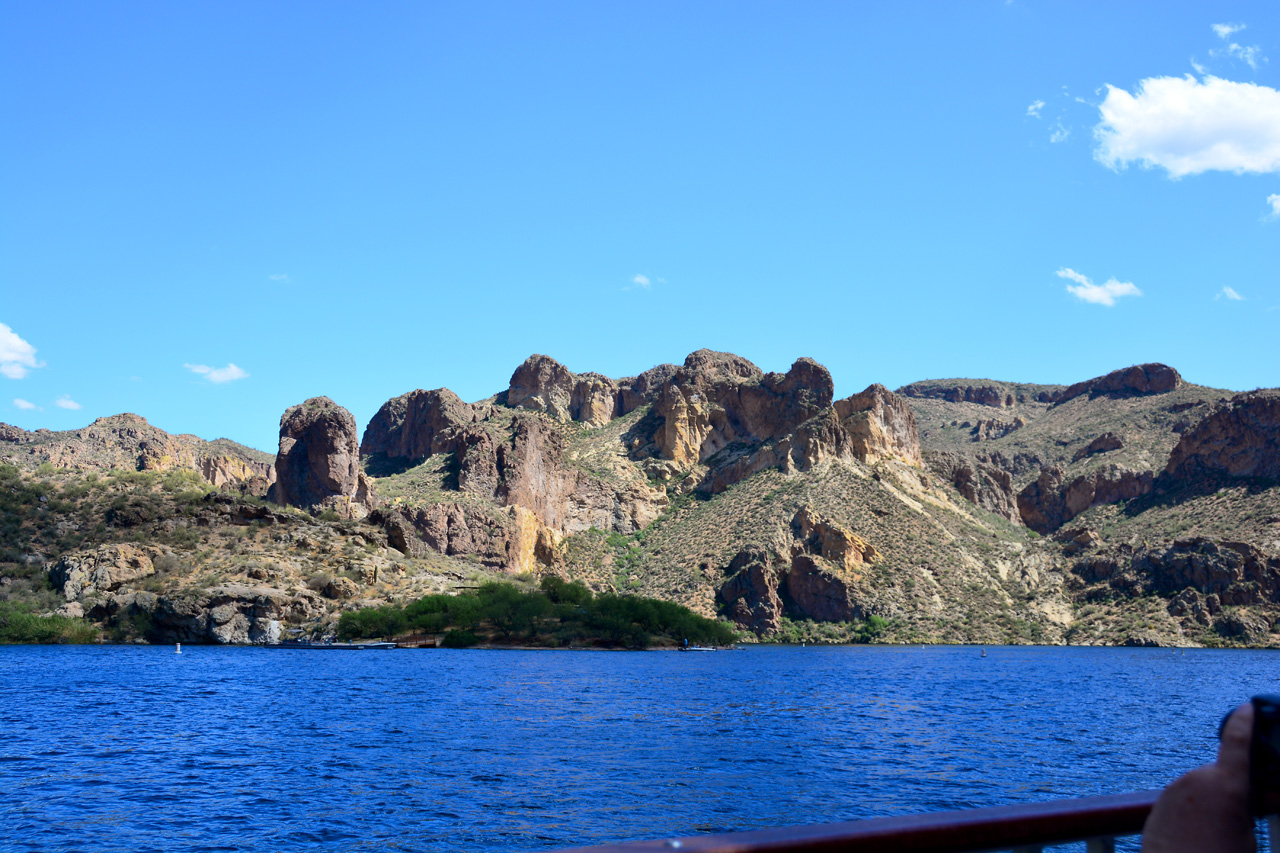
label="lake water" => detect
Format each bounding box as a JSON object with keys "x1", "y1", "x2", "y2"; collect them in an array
[{"x1": 1, "y1": 644, "x2": 1275, "y2": 852}]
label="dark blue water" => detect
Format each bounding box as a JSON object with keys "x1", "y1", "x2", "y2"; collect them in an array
[{"x1": 1, "y1": 645, "x2": 1274, "y2": 852}]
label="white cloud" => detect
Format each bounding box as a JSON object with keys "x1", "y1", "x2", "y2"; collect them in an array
[
  {"x1": 55, "y1": 395, "x2": 82, "y2": 410},
  {"x1": 1094, "y1": 75, "x2": 1280, "y2": 177},
  {"x1": 13, "y1": 398, "x2": 39, "y2": 410},
  {"x1": 268, "y1": 274, "x2": 290, "y2": 283},
  {"x1": 1049, "y1": 122, "x2": 1070, "y2": 143},
  {"x1": 184, "y1": 363, "x2": 249, "y2": 383},
  {"x1": 631, "y1": 274, "x2": 651, "y2": 288},
  {"x1": 1026, "y1": 100, "x2": 1045, "y2": 118},
  {"x1": 1216, "y1": 286, "x2": 1245, "y2": 301},
  {"x1": 1057, "y1": 268, "x2": 1143, "y2": 307},
  {"x1": 0, "y1": 323, "x2": 42, "y2": 379},
  {"x1": 1212, "y1": 23, "x2": 1245, "y2": 40},
  {"x1": 1267, "y1": 194, "x2": 1280, "y2": 218}
]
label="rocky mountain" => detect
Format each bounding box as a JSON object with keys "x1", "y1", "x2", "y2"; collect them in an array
[
  {"x1": 2, "y1": 353, "x2": 1277, "y2": 648},
  {"x1": 0, "y1": 414, "x2": 274, "y2": 492}
]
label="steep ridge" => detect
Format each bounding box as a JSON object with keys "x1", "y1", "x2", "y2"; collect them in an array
[
  {"x1": 4, "y1": 354, "x2": 1277, "y2": 647},
  {"x1": 901, "y1": 363, "x2": 1279, "y2": 647}
]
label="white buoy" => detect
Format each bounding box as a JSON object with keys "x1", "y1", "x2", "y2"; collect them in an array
[{"x1": 175, "y1": 643, "x2": 182, "y2": 654}]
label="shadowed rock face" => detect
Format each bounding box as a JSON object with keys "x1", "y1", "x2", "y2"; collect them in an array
[
  {"x1": 898, "y1": 382, "x2": 1011, "y2": 408},
  {"x1": 1166, "y1": 393, "x2": 1280, "y2": 481},
  {"x1": 717, "y1": 507, "x2": 880, "y2": 633},
  {"x1": 360, "y1": 388, "x2": 474, "y2": 462},
  {"x1": 926, "y1": 451, "x2": 1021, "y2": 523},
  {"x1": 617, "y1": 363, "x2": 680, "y2": 414},
  {"x1": 1075, "y1": 538, "x2": 1280, "y2": 612},
  {"x1": 1072, "y1": 432, "x2": 1123, "y2": 462},
  {"x1": 1017, "y1": 464, "x2": 1153, "y2": 534},
  {"x1": 87, "y1": 584, "x2": 325, "y2": 645},
  {"x1": 1055, "y1": 363, "x2": 1181, "y2": 405},
  {"x1": 269, "y1": 397, "x2": 374, "y2": 518}
]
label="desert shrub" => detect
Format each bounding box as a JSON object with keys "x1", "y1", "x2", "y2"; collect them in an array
[
  {"x1": 0, "y1": 602, "x2": 97, "y2": 644},
  {"x1": 442, "y1": 629, "x2": 478, "y2": 648},
  {"x1": 306, "y1": 571, "x2": 332, "y2": 592}
]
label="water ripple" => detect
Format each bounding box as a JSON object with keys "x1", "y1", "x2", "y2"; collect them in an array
[{"x1": 0, "y1": 644, "x2": 1272, "y2": 852}]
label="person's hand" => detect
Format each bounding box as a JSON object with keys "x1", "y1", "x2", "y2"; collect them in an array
[{"x1": 1141, "y1": 702, "x2": 1255, "y2": 853}]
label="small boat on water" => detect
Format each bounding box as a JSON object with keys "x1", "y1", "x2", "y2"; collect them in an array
[{"x1": 264, "y1": 640, "x2": 398, "y2": 651}]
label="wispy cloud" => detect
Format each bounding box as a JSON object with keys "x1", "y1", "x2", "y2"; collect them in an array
[
  {"x1": 13, "y1": 398, "x2": 39, "y2": 411},
  {"x1": 632, "y1": 274, "x2": 651, "y2": 288},
  {"x1": 1210, "y1": 22, "x2": 1265, "y2": 69},
  {"x1": 0, "y1": 323, "x2": 43, "y2": 380},
  {"x1": 184, "y1": 363, "x2": 249, "y2": 383},
  {"x1": 1267, "y1": 194, "x2": 1280, "y2": 218},
  {"x1": 1057, "y1": 268, "x2": 1143, "y2": 307},
  {"x1": 1026, "y1": 100, "x2": 1045, "y2": 118},
  {"x1": 1216, "y1": 286, "x2": 1245, "y2": 301},
  {"x1": 1049, "y1": 122, "x2": 1070, "y2": 143},
  {"x1": 55, "y1": 395, "x2": 82, "y2": 410},
  {"x1": 268, "y1": 274, "x2": 291, "y2": 283}
]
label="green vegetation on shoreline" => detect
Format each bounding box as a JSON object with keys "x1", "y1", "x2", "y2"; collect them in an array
[
  {"x1": 338, "y1": 577, "x2": 739, "y2": 649},
  {"x1": 0, "y1": 602, "x2": 97, "y2": 644}
]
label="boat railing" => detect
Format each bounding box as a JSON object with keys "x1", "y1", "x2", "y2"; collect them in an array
[{"x1": 545, "y1": 789, "x2": 1276, "y2": 852}]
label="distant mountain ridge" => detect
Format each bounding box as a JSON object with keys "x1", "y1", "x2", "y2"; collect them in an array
[{"x1": 2, "y1": 353, "x2": 1277, "y2": 648}]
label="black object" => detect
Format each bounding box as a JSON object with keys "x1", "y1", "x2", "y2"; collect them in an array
[{"x1": 1220, "y1": 694, "x2": 1280, "y2": 816}]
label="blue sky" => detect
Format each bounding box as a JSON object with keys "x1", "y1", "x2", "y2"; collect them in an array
[{"x1": 2, "y1": 1, "x2": 1277, "y2": 453}]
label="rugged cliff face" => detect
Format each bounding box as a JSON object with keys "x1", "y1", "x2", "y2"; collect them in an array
[
  {"x1": 926, "y1": 451, "x2": 1020, "y2": 523},
  {"x1": 360, "y1": 388, "x2": 477, "y2": 464},
  {"x1": 6, "y1": 353, "x2": 1277, "y2": 648},
  {"x1": 1017, "y1": 465, "x2": 1154, "y2": 534},
  {"x1": 1166, "y1": 393, "x2": 1280, "y2": 481},
  {"x1": 269, "y1": 397, "x2": 375, "y2": 519},
  {"x1": 716, "y1": 506, "x2": 882, "y2": 634},
  {"x1": 1054, "y1": 363, "x2": 1181, "y2": 404}
]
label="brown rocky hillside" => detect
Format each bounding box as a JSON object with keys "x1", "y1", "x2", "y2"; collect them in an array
[{"x1": 2, "y1": 354, "x2": 1277, "y2": 648}]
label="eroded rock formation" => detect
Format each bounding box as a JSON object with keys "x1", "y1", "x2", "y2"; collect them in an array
[
  {"x1": 1166, "y1": 393, "x2": 1280, "y2": 481},
  {"x1": 507, "y1": 355, "x2": 622, "y2": 427},
  {"x1": 1056, "y1": 363, "x2": 1181, "y2": 405},
  {"x1": 0, "y1": 415, "x2": 274, "y2": 493},
  {"x1": 1018, "y1": 464, "x2": 1153, "y2": 534},
  {"x1": 269, "y1": 397, "x2": 375, "y2": 518},
  {"x1": 89, "y1": 584, "x2": 325, "y2": 644},
  {"x1": 1074, "y1": 538, "x2": 1280, "y2": 630},
  {"x1": 650, "y1": 352, "x2": 834, "y2": 468},
  {"x1": 51, "y1": 544, "x2": 167, "y2": 601},
  {"x1": 360, "y1": 388, "x2": 476, "y2": 462},
  {"x1": 926, "y1": 451, "x2": 1021, "y2": 523},
  {"x1": 898, "y1": 382, "x2": 1012, "y2": 408},
  {"x1": 717, "y1": 507, "x2": 881, "y2": 633},
  {"x1": 1073, "y1": 433, "x2": 1124, "y2": 462}
]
